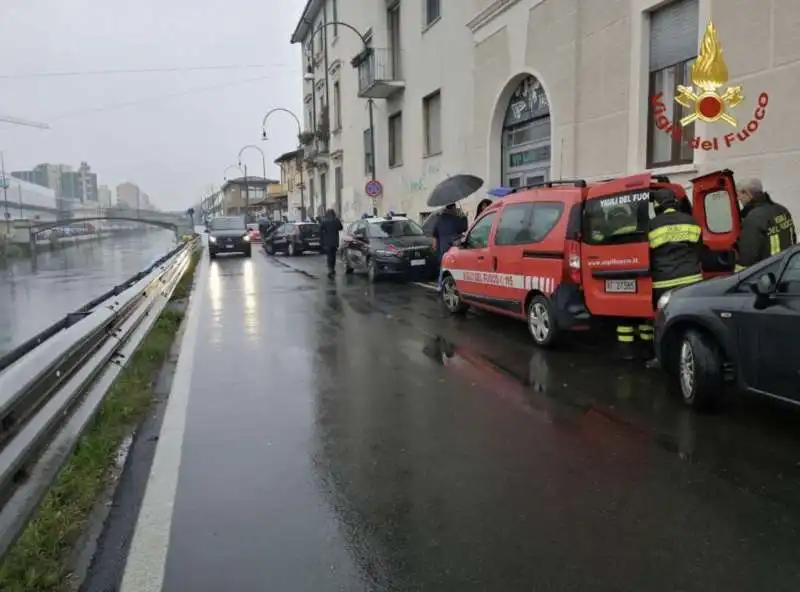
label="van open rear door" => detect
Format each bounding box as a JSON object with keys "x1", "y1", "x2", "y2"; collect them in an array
[
  {"x1": 690, "y1": 169, "x2": 741, "y2": 277},
  {"x1": 580, "y1": 174, "x2": 655, "y2": 319}
]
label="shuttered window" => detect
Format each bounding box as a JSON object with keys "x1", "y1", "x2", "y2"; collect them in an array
[
  {"x1": 649, "y1": 0, "x2": 699, "y2": 71},
  {"x1": 647, "y1": 0, "x2": 698, "y2": 168}
]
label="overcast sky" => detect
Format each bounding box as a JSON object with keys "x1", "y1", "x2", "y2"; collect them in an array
[{"x1": 0, "y1": 0, "x2": 306, "y2": 210}]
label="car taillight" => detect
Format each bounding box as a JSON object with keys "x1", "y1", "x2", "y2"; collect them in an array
[
  {"x1": 567, "y1": 240, "x2": 581, "y2": 284},
  {"x1": 385, "y1": 244, "x2": 400, "y2": 254}
]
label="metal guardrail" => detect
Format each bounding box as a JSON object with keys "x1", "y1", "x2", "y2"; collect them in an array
[{"x1": 0, "y1": 237, "x2": 199, "y2": 559}]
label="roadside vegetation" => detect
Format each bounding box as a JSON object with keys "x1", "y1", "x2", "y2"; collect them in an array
[{"x1": 0, "y1": 244, "x2": 202, "y2": 592}]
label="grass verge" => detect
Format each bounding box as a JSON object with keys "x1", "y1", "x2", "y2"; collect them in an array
[
  {"x1": 0, "y1": 245, "x2": 201, "y2": 592},
  {"x1": 171, "y1": 245, "x2": 201, "y2": 301}
]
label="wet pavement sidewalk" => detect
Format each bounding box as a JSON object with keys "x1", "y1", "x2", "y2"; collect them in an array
[{"x1": 107, "y1": 251, "x2": 800, "y2": 591}]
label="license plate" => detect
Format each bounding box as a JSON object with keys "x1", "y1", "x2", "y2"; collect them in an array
[
  {"x1": 309, "y1": 241, "x2": 319, "y2": 246},
  {"x1": 225, "y1": 244, "x2": 234, "y2": 249},
  {"x1": 605, "y1": 279, "x2": 637, "y2": 293},
  {"x1": 411, "y1": 259, "x2": 425, "y2": 267}
]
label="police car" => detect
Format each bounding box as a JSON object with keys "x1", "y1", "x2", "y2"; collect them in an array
[{"x1": 340, "y1": 212, "x2": 438, "y2": 282}]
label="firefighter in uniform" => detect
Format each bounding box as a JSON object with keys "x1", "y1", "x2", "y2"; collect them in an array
[
  {"x1": 735, "y1": 178, "x2": 796, "y2": 271},
  {"x1": 616, "y1": 189, "x2": 704, "y2": 361}
]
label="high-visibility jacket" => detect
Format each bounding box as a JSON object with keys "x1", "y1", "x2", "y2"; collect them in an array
[
  {"x1": 735, "y1": 196, "x2": 796, "y2": 271},
  {"x1": 648, "y1": 208, "x2": 704, "y2": 290}
]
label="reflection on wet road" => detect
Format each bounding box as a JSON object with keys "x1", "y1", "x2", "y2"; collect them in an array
[
  {"x1": 122, "y1": 251, "x2": 800, "y2": 591},
  {"x1": 0, "y1": 231, "x2": 176, "y2": 354}
]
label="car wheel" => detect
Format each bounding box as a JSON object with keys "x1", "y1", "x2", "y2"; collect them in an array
[
  {"x1": 367, "y1": 258, "x2": 379, "y2": 283},
  {"x1": 288, "y1": 242, "x2": 296, "y2": 256},
  {"x1": 244, "y1": 248, "x2": 252, "y2": 258},
  {"x1": 527, "y1": 295, "x2": 559, "y2": 347},
  {"x1": 677, "y1": 330, "x2": 723, "y2": 410},
  {"x1": 441, "y1": 275, "x2": 468, "y2": 314},
  {"x1": 208, "y1": 251, "x2": 216, "y2": 260},
  {"x1": 266, "y1": 243, "x2": 273, "y2": 255}
]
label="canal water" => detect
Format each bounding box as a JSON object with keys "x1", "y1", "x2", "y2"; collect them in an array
[{"x1": 0, "y1": 230, "x2": 177, "y2": 355}]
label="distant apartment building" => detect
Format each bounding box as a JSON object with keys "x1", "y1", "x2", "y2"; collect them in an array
[
  {"x1": 60, "y1": 162, "x2": 98, "y2": 203},
  {"x1": 11, "y1": 163, "x2": 71, "y2": 193},
  {"x1": 98, "y1": 185, "x2": 113, "y2": 207},
  {"x1": 116, "y1": 182, "x2": 142, "y2": 209},
  {"x1": 274, "y1": 149, "x2": 306, "y2": 219},
  {"x1": 13, "y1": 162, "x2": 98, "y2": 212}
]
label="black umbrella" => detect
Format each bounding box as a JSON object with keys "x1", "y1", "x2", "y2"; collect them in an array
[{"x1": 426, "y1": 174, "x2": 484, "y2": 207}]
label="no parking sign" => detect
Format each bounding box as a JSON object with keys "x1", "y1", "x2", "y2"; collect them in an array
[{"x1": 365, "y1": 180, "x2": 382, "y2": 198}]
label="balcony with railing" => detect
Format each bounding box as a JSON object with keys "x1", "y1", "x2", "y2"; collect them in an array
[{"x1": 356, "y1": 48, "x2": 405, "y2": 99}]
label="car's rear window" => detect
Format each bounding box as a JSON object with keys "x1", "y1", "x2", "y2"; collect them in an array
[
  {"x1": 583, "y1": 190, "x2": 650, "y2": 245},
  {"x1": 211, "y1": 216, "x2": 246, "y2": 231}
]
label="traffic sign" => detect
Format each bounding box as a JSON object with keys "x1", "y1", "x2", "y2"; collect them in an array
[{"x1": 365, "y1": 179, "x2": 382, "y2": 198}]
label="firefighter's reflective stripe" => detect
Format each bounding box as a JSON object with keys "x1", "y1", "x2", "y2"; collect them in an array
[
  {"x1": 735, "y1": 264, "x2": 747, "y2": 272},
  {"x1": 638, "y1": 324, "x2": 654, "y2": 341},
  {"x1": 769, "y1": 232, "x2": 781, "y2": 256},
  {"x1": 648, "y1": 224, "x2": 702, "y2": 249},
  {"x1": 616, "y1": 325, "x2": 635, "y2": 343},
  {"x1": 612, "y1": 225, "x2": 638, "y2": 236},
  {"x1": 652, "y1": 273, "x2": 704, "y2": 289}
]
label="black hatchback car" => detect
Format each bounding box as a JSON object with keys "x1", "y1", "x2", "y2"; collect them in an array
[
  {"x1": 263, "y1": 221, "x2": 322, "y2": 256},
  {"x1": 207, "y1": 215, "x2": 251, "y2": 259},
  {"x1": 654, "y1": 244, "x2": 800, "y2": 410},
  {"x1": 340, "y1": 215, "x2": 437, "y2": 282}
]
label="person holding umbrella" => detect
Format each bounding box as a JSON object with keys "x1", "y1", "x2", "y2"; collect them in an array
[
  {"x1": 427, "y1": 174, "x2": 484, "y2": 290},
  {"x1": 433, "y1": 203, "x2": 468, "y2": 290}
]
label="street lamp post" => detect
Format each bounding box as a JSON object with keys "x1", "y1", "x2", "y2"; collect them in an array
[
  {"x1": 238, "y1": 144, "x2": 267, "y2": 223},
  {"x1": 261, "y1": 108, "x2": 306, "y2": 221},
  {"x1": 304, "y1": 20, "x2": 377, "y2": 215}
]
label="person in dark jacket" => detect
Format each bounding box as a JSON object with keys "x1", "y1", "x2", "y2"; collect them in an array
[
  {"x1": 319, "y1": 209, "x2": 343, "y2": 278},
  {"x1": 735, "y1": 178, "x2": 796, "y2": 270},
  {"x1": 635, "y1": 188, "x2": 704, "y2": 366},
  {"x1": 434, "y1": 203, "x2": 468, "y2": 290}
]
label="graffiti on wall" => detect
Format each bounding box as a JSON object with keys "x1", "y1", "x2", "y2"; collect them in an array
[{"x1": 404, "y1": 162, "x2": 450, "y2": 195}]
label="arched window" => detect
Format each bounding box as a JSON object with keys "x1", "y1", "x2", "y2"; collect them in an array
[{"x1": 501, "y1": 75, "x2": 552, "y2": 189}]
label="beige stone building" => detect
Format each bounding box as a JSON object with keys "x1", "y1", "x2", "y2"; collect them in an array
[
  {"x1": 274, "y1": 149, "x2": 307, "y2": 219},
  {"x1": 292, "y1": 0, "x2": 800, "y2": 222}
]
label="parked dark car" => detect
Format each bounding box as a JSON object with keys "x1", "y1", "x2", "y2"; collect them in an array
[
  {"x1": 263, "y1": 222, "x2": 322, "y2": 256},
  {"x1": 654, "y1": 244, "x2": 800, "y2": 410},
  {"x1": 207, "y1": 216, "x2": 251, "y2": 259},
  {"x1": 340, "y1": 214, "x2": 437, "y2": 282}
]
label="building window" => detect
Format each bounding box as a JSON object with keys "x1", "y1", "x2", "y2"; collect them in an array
[
  {"x1": 363, "y1": 128, "x2": 373, "y2": 176},
  {"x1": 388, "y1": 3, "x2": 402, "y2": 78},
  {"x1": 335, "y1": 165, "x2": 343, "y2": 215},
  {"x1": 647, "y1": 0, "x2": 698, "y2": 168},
  {"x1": 425, "y1": 0, "x2": 440, "y2": 27},
  {"x1": 333, "y1": 81, "x2": 342, "y2": 130},
  {"x1": 423, "y1": 90, "x2": 442, "y2": 156},
  {"x1": 388, "y1": 112, "x2": 403, "y2": 167}
]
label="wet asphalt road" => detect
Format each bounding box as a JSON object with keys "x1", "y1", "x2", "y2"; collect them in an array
[
  {"x1": 0, "y1": 230, "x2": 177, "y2": 354},
  {"x1": 106, "y1": 248, "x2": 800, "y2": 591}
]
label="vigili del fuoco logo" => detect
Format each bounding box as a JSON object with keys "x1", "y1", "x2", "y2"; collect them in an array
[{"x1": 651, "y1": 21, "x2": 769, "y2": 151}]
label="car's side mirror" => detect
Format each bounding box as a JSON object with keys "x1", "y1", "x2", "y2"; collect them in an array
[
  {"x1": 450, "y1": 234, "x2": 465, "y2": 247},
  {"x1": 204, "y1": 228, "x2": 209, "y2": 233},
  {"x1": 750, "y1": 272, "x2": 776, "y2": 297}
]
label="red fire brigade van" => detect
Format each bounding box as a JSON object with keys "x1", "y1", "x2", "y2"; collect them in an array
[{"x1": 440, "y1": 170, "x2": 741, "y2": 346}]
